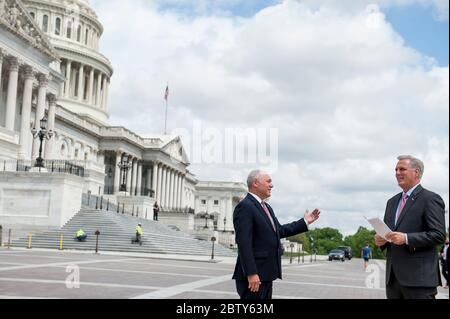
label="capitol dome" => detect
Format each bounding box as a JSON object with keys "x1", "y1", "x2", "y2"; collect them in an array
[{"x1": 22, "y1": 0, "x2": 114, "y2": 124}]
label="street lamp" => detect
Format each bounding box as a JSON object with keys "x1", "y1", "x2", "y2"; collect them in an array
[
  {"x1": 223, "y1": 217, "x2": 227, "y2": 232},
  {"x1": 107, "y1": 167, "x2": 113, "y2": 194},
  {"x1": 31, "y1": 117, "x2": 53, "y2": 168},
  {"x1": 118, "y1": 157, "x2": 132, "y2": 192},
  {"x1": 204, "y1": 213, "x2": 209, "y2": 229}
]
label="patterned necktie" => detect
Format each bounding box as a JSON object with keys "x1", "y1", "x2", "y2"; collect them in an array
[
  {"x1": 261, "y1": 201, "x2": 276, "y2": 231},
  {"x1": 395, "y1": 193, "x2": 408, "y2": 225}
]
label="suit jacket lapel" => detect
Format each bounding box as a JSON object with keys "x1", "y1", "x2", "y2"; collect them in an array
[
  {"x1": 394, "y1": 185, "x2": 423, "y2": 230},
  {"x1": 247, "y1": 194, "x2": 277, "y2": 234},
  {"x1": 387, "y1": 193, "x2": 402, "y2": 230}
]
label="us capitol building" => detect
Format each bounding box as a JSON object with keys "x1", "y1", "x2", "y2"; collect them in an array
[{"x1": 0, "y1": 0, "x2": 246, "y2": 245}]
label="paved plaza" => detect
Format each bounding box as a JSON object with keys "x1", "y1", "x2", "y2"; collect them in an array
[{"x1": 2, "y1": 248, "x2": 447, "y2": 299}]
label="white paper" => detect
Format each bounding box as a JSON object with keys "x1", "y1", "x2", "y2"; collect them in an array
[{"x1": 365, "y1": 217, "x2": 392, "y2": 240}]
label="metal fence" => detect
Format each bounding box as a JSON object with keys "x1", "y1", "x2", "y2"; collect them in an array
[
  {"x1": 1, "y1": 160, "x2": 85, "y2": 177},
  {"x1": 82, "y1": 193, "x2": 146, "y2": 218}
]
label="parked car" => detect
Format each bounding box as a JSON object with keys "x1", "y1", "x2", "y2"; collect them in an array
[
  {"x1": 328, "y1": 249, "x2": 345, "y2": 262},
  {"x1": 337, "y1": 246, "x2": 353, "y2": 260}
]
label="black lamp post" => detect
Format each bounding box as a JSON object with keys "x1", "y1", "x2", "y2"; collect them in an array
[
  {"x1": 223, "y1": 217, "x2": 227, "y2": 232},
  {"x1": 107, "y1": 167, "x2": 113, "y2": 194},
  {"x1": 31, "y1": 117, "x2": 53, "y2": 168},
  {"x1": 118, "y1": 158, "x2": 132, "y2": 192},
  {"x1": 204, "y1": 213, "x2": 209, "y2": 229}
]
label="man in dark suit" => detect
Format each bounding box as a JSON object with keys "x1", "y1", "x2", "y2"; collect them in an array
[
  {"x1": 375, "y1": 155, "x2": 446, "y2": 299},
  {"x1": 233, "y1": 170, "x2": 321, "y2": 299}
]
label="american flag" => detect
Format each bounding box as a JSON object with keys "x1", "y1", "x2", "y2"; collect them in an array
[{"x1": 164, "y1": 85, "x2": 169, "y2": 101}]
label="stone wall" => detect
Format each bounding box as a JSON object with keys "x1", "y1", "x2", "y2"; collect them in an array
[{"x1": 0, "y1": 171, "x2": 83, "y2": 229}]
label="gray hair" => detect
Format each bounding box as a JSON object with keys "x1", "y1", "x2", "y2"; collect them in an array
[
  {"x1": 397, "y1": 155, "x2": 424, "y2": 178},
  {"x1": 247, "y1": 170, "x2": 265, "y2": 188}
]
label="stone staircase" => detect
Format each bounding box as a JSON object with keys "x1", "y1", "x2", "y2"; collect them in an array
[{"x1": 11, "y1": 209, "x2": 236, "y2": 257}]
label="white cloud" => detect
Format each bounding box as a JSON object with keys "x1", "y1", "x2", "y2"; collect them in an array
[
  {"x1": 91, "y1": 0, "x2": 449, "y2": 236},
  {"x1": 296, "y1": 0, "x2": 448, "y2": 21}
]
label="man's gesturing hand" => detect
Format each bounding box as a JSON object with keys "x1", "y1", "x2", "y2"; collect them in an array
[
  {"x1": 248, "y1": 274, "x2": 261, "y2": 293},
  {"x1": 304, "y1": 209, "x2": 321, "y2": 225}
]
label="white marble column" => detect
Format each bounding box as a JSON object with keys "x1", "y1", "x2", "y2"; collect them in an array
[
  {"x1": 88, "y1": 68, "x2": 94, "y2": 104},
  {"x1": 131, "y1": 159, "x2": 138, "y2": 196},
  {"x1": 77, "y1": 64, "x2": 84, "y2": 101},
  {"x1": 146, "y1": 167, "x2": 152, "y2": 196},
  {"x1": 152, "y1": 162, "x2": 158, "y2": 199},
  {"x1": 172, "y1": 170, "x2": 177, "y2": 209},
  {"x1": 162, "y1": 167, "x2": 168, "y2": 208},
  {"x1": 169, "y1": 169, "x2": 174, "y2": 209},
  {"x1": 160, "y1": 166, "x2": 166, "y2": 207},
  {"x1": 173, "y1": 172, "x2": 179, "y2": 210},
  {"x1": 0, "y1": 53, "x2": 4, "y2": 100},
  {"x1": 137, "y1": 161, "x2": 143, "y2": 196},
  {"x1": 101, "y1": 76, "x2": 108, "y2": 110},
  {"x1": 166, "y1": 169, "x2": 172, "y2": 209},
  {"x1": 157, "y1": 164, "x2": 162, "y2": 204},
  {"x1": 126, "y1": 156, "x2": 132, "y2": 194},
  {"x1": 45, "y1": 95, "x2": 57, "y2": 160},
  {"x1": 180, "y1": 175, "x2": 186, "y2": 209},
  {"x1": 18, "y1": 66, "x2": 34, "y2": 159},
  {"x1": 64, "y1": 60, "x2": 71, "y2": 98},
  {"x1": 172, "y1": 171, "x2": 177, "y2": 209},
  {"x1": 5, "y1": 58, "x2": 19, "y2": 131},
  {"x1": 114, "y1": 152, "x2": 122, "y2": 194},
  {"x1": 96, "y1": 73, "x2": 102, "y2": 107},
  {"x1": 32, "y1": 75, "x2": 48, "y2": 159},
  {"x1": 104, "y1": 79, "x2": 110, "y2": 110}
]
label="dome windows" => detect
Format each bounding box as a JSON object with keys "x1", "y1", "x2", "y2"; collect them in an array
[
  {"x1": 77, "y1": 25, "x2": 82, "y2": 42},
  {"x1": 42, "y1": 14, "x2": 49, "y2": 33},
  {"x1": 66, "y1": 20, "x2": 72, "y2": 39},
  {"x1": 55, "y1": 17, "x2": 61, "y2": 35}
]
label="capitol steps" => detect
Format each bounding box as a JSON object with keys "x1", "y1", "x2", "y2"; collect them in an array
[{"x1": 11, "y1": 209, "x2": 237, "y2": 257}]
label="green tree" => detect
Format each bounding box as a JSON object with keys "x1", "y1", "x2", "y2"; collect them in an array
[
  {"x1": 289, "y1": 228, "x2": 344, "y2": 255},
  {"x1": 343, "y1": 226, "x2": 386, "y2": 260},
  {"x1": 287, "y1": 233, "x2": 310, "y2": 253}
]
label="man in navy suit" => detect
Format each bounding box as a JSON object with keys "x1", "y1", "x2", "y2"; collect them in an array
[
  {"x1": 375, "y1": 155, "x2": 446, "y2": 299},
  {"x1": 232, "y1": 170, "x2": 321, "y2": 299}
]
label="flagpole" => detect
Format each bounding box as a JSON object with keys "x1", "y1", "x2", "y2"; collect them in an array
[
  {"x1": 164, "y1": 97, "x2": 168, "y2": 135},
  {"x1": 164, "y1": 83, "x2": 169, "y2": 135}
]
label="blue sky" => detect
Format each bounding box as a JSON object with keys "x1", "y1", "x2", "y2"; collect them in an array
[{"x1": 385, "y1": 4, "x2": 449, "y2": 66}]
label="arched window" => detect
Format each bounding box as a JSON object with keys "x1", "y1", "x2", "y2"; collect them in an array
[
  {"x1": 85, "y1": 29, "x2": 89, "y2": 45},
  {"x1": 77, "y1": 25, "x2": 82, "y2": 42},
  {"x1": 29, "y1": 12, "x2": 35, "y2": 19},
  {"x1": 66, "y1": 21, "x2": 72, "y2": 39},
  {"x1": 42, "y1": 15, "x2": 49, "y2": 33},
  {"x1": 60, "y1": 144, "x2": 67, "y2": 158},
  {"x1": 55, "y1": 17, "x2": 61, "y2": 35}
]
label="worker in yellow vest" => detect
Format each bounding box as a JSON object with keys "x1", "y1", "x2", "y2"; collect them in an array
[
  {"x1": 76, "y1": 228, "x2": 87, "y2": 242},
  {"x1": 134, "y1": 223, "x2": 143, "y2": 245}
]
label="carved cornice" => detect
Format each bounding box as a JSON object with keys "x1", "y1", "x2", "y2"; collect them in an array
[{"x1": 0, "y1": 0, "x2": 59, "y2": 60}]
